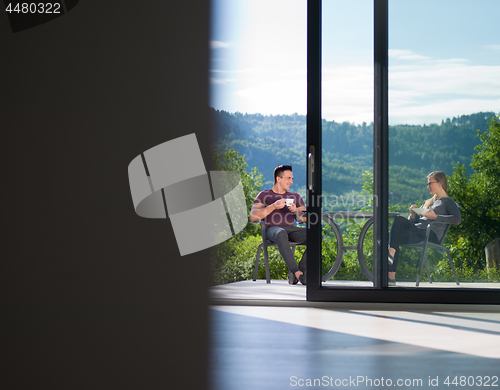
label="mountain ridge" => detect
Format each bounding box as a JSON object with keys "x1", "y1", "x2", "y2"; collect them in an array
[{"x1": 211, "y1": 108, "x2": 497, "y2": 205}]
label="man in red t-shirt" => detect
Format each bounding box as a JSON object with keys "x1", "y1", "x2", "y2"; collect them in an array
[{"x1": 250, "y1": 165, "x2": 307, "y2": 285}]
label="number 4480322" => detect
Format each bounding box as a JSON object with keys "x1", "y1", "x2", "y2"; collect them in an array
[
  {"x1": 444, "y1": 376, "x2": 498, "y2": 387},
  {"x1": 5, "y1": 2, "x2": 62, "y2": 14}
]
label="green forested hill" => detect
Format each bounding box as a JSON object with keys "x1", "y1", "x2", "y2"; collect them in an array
[{"x1": 210, "y1": 108, "x2": 496, "y2": 207}]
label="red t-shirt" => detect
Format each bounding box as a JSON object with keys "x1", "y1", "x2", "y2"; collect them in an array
[{"x1": 253, "y1": 189, "x2": 306, "y2": 228}]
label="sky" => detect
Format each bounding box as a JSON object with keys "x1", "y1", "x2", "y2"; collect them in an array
[{"x1": 210, "y1": 0, "x2": 500, "y2": 125}]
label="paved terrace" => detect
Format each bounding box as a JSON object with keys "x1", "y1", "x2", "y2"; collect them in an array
[{"x1": 210, "y1": 279, "x2": 500, "y2": 310}]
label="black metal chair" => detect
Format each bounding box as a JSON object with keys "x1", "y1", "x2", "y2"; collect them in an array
[
  {"x1": 400, "y1": 221, "x2": 460, "y2": 286},
  {"x1": 252, "y1": 220, "x2": 304, "y2": 284}
]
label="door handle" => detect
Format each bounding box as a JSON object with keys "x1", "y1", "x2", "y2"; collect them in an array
[{"x1": 308, "y1": 146, "x2": 315, "y2": 191}]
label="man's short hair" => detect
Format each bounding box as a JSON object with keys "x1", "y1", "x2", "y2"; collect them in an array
[{"x1": 274, "y1": 164, "x2": 292, "y2": 183}]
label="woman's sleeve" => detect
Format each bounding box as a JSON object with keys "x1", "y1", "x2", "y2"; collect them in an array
[{"x1": 436, "y1": 199, "x2": 461, "y2": 225}]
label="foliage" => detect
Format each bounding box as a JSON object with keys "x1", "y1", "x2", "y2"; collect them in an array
[
  {"x1": 211, "y1": 233, "x2": 259, "y2": 285},
  {"x1": 320, "y1": 160, "x2": 500, "y2": 283},
  {"x1": 213, "y1": 148, "x2": 264, "y2": 237},
  {"x1": 210, "y1": 112, "x2": 500, "y2": 285},
  {"x1": 254, "y1": 244, "x2": 307, "y2": 281},
  {"x1": 448, "y1": 115, "x2": 500, "y2": 270},
  {"x1": 210, "y1": 148, "x2": 266, "y2": 285},
  {"x1": 212, "y1": 229, "x2": 308, "y2": 285}
]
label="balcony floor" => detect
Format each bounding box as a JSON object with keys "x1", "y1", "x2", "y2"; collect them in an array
[{"x1": 210, "y1": 279, "x2": 500, "y2": 310}]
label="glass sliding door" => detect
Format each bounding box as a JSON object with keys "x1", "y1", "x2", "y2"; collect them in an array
[
  {"x1": 306, "y1": 0, "x2": 500, "y2": 304},
  {"x1": 306, "y1": 0, "x2": 382, "y2": 300},
  {"x1": 320, "y1": 0, "x2": 377, "y2": 288},
  {"x1": 387, "y1": 0, "x2": 500, "y2": 292}
]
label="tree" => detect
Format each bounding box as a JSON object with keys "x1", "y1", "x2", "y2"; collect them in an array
[
  {"x1": 213, "y1": 148, "x2": 264, "y2": 234},
  {"x1": 448, "y1": 115, "x2": 500, "y2": 269},
  {"x1": 210, "y1": 148, "x2": 265, "y2": 285}
]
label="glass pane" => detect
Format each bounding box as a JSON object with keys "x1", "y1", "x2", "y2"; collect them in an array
[
  {"x1": 209, "y1": 0, "x2": 309, "y2": 284},
  {"x1": 388, "y1": 0, "x2": 500, "y2": 289},
  {"x1": 321, "y1": 1, "x2": 375, "y2": 286}
]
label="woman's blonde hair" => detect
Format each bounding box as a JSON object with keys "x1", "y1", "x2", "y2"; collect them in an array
[{"x1": 423, "y1": 171, "x2": 448, "y2": 208}]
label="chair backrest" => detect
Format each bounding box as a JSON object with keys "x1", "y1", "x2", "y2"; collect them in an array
[
  {"x1": 259, "y1": 220, "x2": 267, "y2": 243},
  {"x1": 437, "y1": 223, "x2": 451, "y2": 245},
  {"x1": 435, "y1": 222, "x2": 451, "y2": 246},
  {"x1": 402, "y1": 222, "x2": 451, "y2": 249}
]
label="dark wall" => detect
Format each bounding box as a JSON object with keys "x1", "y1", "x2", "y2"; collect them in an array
[{"x1": 0, "y1": 2, "x2": 212, "y2": 388}]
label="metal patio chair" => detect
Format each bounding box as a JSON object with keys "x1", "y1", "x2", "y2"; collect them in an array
[
  {"x1": 400, "y1": 221, "x2": 460, "y2": 286},
  {"x1": 252, "y1": 220, "x2": 304, "y2": 284}
]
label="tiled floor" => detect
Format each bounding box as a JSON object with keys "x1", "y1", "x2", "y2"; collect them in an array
[{"x1": 209, "y1": 280, "x2": 500, "y2": 390}]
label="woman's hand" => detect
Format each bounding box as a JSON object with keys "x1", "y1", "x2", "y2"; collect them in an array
[
  {"x1": 423, "y1": 208, "x2": 437, "y2": 220},
  {"x1": 409, "y1": 204, "x2": 418, "y2": 218}
]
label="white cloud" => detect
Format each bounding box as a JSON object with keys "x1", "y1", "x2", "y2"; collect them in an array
[
  {"x1": 389, "y1": 49, "x2": 430, "y2": 61},
  {"x1": 484, "y1": 44, "x2": 500, "y2": 51},
  {"x1": 389, "y1": 98, "x2": 500, "y2": 125},
  {"x1": 210, "y1": 68, "x2": 268, "y2": 86},
  {"x1": 211, "y1": 44, "x2": 500, "y2": 125},
  {"x1": 388, "y1": 56, "x2": 500, "y2": 124},
  {"x1": 390, "y1": 64, "x2": 500, "y2": 97},
  {"x1": 210, "y1": 41, "x2": 231, "y2": 49},
  {"x1": 322, "y1": 66, "x2": 373, "y2": 123},
  {"x1": 231, "y1": 68, "x2": 307, "y2": 115},
  {"x1": 211, "y1": 68, "x2": 267, "y2": 75},
  {"x1": 210, "y1": 77, "x2": 236, "y2": 85},
  {"x1": 328, "y1": 56, "x2": 500, "y2": 124}
]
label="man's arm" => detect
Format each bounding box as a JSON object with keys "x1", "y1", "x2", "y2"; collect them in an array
[
  {"x1": 250, "y1": 199, "x2": 286, "y2": 222},
  {"x1": 287, "y1": 203, "x2": 307, "y2": 223},
  {"x1": 296, "y1": 206, "x2": 307, "y2": 223}
]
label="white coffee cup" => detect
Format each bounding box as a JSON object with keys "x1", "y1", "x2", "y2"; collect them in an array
[{"x1": 285, "y1": 198, "x2": 294, "y2": 206}]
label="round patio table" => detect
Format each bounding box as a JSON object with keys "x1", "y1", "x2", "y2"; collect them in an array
[{"x1": 321, "y1": 211, "x2": 400, "y2": 282}]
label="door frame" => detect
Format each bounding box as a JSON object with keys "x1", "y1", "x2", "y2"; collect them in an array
[{"x1": 305, "y1": 0, "x2": 500, "y2": 304}]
